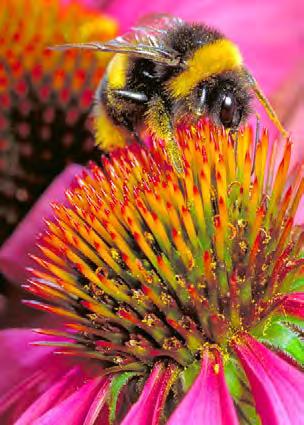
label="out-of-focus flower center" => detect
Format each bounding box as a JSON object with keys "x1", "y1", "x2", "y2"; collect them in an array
[
  {"x1": 27, "y1": 120, "x2": 304, "y2": 371},
  {"x1": 0, "y1": 0, "x2": 117, "y2": 244}
]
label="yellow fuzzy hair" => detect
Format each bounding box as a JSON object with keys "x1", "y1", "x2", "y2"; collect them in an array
[
  {"x1": 167, "y1": 39, "x2": 243, "y2": 98},
  {"x1": 107, "y1": 53, "x2": 129, "y2": 89},
  {"x1": 94, "y1": 104, "x2": 127, "y2": 151}
]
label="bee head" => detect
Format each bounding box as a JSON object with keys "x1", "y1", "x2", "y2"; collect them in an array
[{"x1": 193, "y1": 70, "x2": 252, "y2": 130}]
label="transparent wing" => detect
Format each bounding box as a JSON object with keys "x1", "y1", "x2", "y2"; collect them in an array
[
  {"x1": 129, "y1": 13, "x2": 185, "y2": 45},
  {"x1": 109, "y1": 14, "x2": 185, "y2": 63},
  {"x1": 51, "y1": 14, "x2": 184, "y2": 67}
]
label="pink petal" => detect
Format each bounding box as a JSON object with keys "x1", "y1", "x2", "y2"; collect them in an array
[
  {"x1": 167, "y1": 349, "x2": 238, "y2": 425},
  {"x1": 0, "y1": 328, "x2": 106, "y2": 423},
  {"x1": 233, "y1": 332, "x2": 304, "y2": 425},
  {"x1": 281, "y1": 292, "x2": 304, "y2": 319},
  {"x1": 32, "y1": 376, "x2": 105, "y2": 425},
  {"x1": 0, "y1": 369, "x2": 52, "y2": 424},
  {"x1": 121, "y1": 362, "x2": 175, "y2": 425},
  {"x1": 0, "y1": 329, "x2": 53, "y2": 395},
  {"x1": 83, "y1": 378, "x2": 111, "y2": 425},
  {"x1": 0, "y1": 328, "x2": 76, "y2": 423},
  {"x1": 15, "y1": 367, "x2": 83, "y2": 425},
  {"x1": 0, "y1": 164, "x2": 83, "y2": 284}
]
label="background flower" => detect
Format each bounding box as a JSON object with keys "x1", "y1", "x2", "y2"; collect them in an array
[
  {"x1": 0, "y1": 0, "x2": 117, "y2": 321},
  {"x1": 0, "y1": 0, "x2": 117, "y2": 246}
]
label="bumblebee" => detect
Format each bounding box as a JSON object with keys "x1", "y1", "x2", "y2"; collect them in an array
[{"x1": 53, "y1": 14, "x2": 287, "y2": 174}]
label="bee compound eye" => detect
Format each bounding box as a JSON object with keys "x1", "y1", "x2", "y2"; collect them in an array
[{"x1": 220, "y1": 94, "x2": 237, "y2": 127}]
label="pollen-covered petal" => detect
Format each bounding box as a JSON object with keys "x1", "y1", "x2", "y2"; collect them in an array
[
  {"x1": 281, "y1": 292, "x2": 304, "y2": 319},
  {"x1": 0, "y1": 164, "x2": 83, "y2": 284},
  {"x1": 121, "y1": 363, "x2": 176, "y2": 425},
  {"x1": 167, "y1": 349, "x2": 238, "y2": 425},
  {"x1": 232, "y1": 332, "x2": 304, "y2": 425}
]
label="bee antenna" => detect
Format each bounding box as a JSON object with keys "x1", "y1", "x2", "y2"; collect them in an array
[{"x1": 243, "y1": 67, "x2": 288, "y2": 138}]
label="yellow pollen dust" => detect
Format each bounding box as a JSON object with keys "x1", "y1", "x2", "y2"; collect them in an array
[{"x1": 213, "y1": 363, "x2": 220, "y2": 375}]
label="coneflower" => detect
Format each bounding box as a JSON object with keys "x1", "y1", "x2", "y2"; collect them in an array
[
  {"x1": 15, "y1": 120, "x2": 304, "y2": 424},
  {"x1": 0, "y1": 0, "x2": 117, "y2": 244}
]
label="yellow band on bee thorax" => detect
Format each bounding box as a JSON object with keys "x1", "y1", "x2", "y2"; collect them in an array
[
  {"x1": 107, "y1": 53, "x2": 129, "y2": 89},
  {"x1": 167, "y1": 39, "x2": 243, "y2": 98}
]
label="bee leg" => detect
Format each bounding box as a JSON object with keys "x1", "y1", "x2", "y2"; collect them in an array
[
  {"x1": 146, "y1": 96, "x2": 184, "y2": 176},
  {"x1": 111, "y1": 89, "x2": 149, "y2": 147},
  {"x1": 113, "y1": 89, "x2": 148, "y2": 103}
]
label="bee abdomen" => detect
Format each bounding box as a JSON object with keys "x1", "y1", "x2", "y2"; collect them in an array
[{"x1": 93, "y1": 102, "x2": 128, "y2": 151}]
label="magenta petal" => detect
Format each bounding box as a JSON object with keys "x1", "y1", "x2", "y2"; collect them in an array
[
  {"x1": 32, "y1": 376, "x2": 105, "y2": 425},
  {"x1": 0, "y1": 328, "x2": 77, "y2": 423},
  {"x1": 0, "y1": 328, "x2": 106, "y2": 424},
  {"x1": 15, "y1": 367, "x2": 83, "y2": 425},
  {"x1": 281, "y1": 292, "x2": 304, "y2": 318},
  {"x1": 0, "y1": 329, "x2": 68, "y2": 424},
  {"x1": 233, "y1": 332, "x2": 304, "y2": 425},
  {"x1": 121, "y1": 362, "x2": 172, "y2": 425},
  {"x1": 0, "y1": 329, "x2": 53, "y2": 395},
  {"x1": 0, "y1": 369, "x2": 50, "y2": 424},
  {"x1": 167, "y1": 350, "x2": 238, "y2": 425},
  {"x1": 0, "y1": 164, "x2": 83, "y2": 284},
  {"x1": 83, "y1": 378, "x2": 110, "y2": 425}
]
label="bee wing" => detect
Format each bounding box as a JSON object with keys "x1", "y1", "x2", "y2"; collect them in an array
[
  {"x1": 132, "y1": 13, "x2": 184, "y2": 35},
  {"x1": 130, "y1": 13, "x2": 184, "y2": 48},
  {"x1": 51, "y1": 14, "x2": 184, "y2": 67},
  {"x1": 51, "y1": 38, "x2": 181, "y2": 66}
]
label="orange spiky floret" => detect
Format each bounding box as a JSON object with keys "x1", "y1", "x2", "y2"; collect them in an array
[
  {"x1": 26, "y1": 119, "x2": 303, "y2": 374},
  {"x1": 0, "y1": 0, "x2": 117, "y2": 243}
]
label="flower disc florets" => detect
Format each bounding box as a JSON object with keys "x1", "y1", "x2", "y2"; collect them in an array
[{"x1": 27, "y1": 120, "x2": 304, "y2": 422}]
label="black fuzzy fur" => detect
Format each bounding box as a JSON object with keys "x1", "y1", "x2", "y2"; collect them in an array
[{"x1": 99, "y1": 22, "x2": 251, "y2": 134}]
